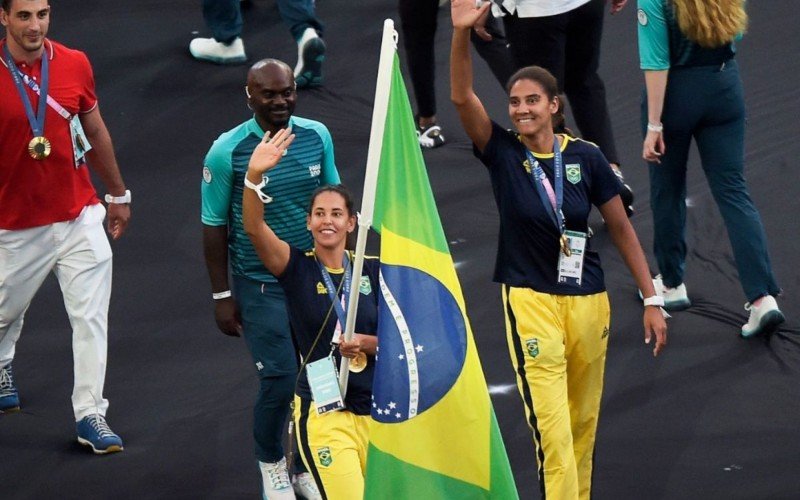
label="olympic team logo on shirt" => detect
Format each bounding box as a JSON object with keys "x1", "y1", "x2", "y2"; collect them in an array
[
  {"x1": 566, "y1": 164, "x2": 582, "y2": 184},
  {"x1": 202, "y1": 166, "x2": 212, "y2": 184},
  {"x1": 308, "y1": 164, "x2": 321, "y2": 177}
]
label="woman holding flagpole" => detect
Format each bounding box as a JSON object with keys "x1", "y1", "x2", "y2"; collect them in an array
[
  {"x1": 449, "y1": 2, "x2": 667, "y2": 499},
  {"x1": 242, "y1": 128, "x2": 379, "y2": 499}
]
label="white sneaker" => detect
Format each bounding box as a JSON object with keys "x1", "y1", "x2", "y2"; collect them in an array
[
  {"x1": 741, "y1": 295, "x2": 785, "y2": 338},
  {"x1": 292, "y1": 472, "x2": 322, "y2": 500},
  {"x1": 294, "y1": 27, "x2": 325, "y2": 88},
  {"x1": 258, "y1": 457, "x2": 296, "y2": 500},
  {"x1": 189, "y1": 37, "x2": 246, "y2": 65},
  {"x1": 652, "y1": 275, "x2": 690, "y2": 311}
]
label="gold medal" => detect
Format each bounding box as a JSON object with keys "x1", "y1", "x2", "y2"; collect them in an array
[
  {"x1": 28, "y1": 136, "x2": 51, "y2": 160},
  {"x1": 560, "y1": 234, "x2": 571, "y2": 257},
  {"x1": 349, "y1": 352, "x2": 368, "y2": 373}
]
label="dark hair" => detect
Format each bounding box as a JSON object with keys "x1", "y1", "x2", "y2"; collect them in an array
[
  {"x1": 506, "y1": 66, "x2": 571, "y2": 135},
  {"x1": 506, "y1": 66, "x2": 559, "y2": 99},
  {"x1": 1, "y1": 0, "x2": 12, "y2": 12},
  {"x1": 307, "y1": 184, "x2": 355, "y2": 216}
]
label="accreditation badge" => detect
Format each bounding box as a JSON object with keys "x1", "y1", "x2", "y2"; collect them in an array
[
  {"x1": 69, "y1": 114, "x2": 92, "y2": 167},
  {"x1": 306, "y1": 356, "x2": 345, "y2": 415},
  {"x1": 557, "y1": 230, "x2": 587, "y2": 286}
]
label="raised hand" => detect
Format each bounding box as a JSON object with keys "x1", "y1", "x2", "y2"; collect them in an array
[
  {"x1": 248, "y1": 127, "x2": 296, "y2": 174},
  {"x1": 451, "y1": 0, "x2": 491, "y2": 30}
]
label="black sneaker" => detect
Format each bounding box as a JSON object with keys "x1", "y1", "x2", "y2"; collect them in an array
[
  {"x1": 417, "y1": 122, "x2": 445, "y2": 149},
  {"x1": 613, "y1": 167, "x2": 635, "y2": 217}
]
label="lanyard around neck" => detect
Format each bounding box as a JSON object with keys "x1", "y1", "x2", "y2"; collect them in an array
[
  {"x1": 525, "y1": 135, "x2": 565, "y2": 234},
  {"x1": 316, "y1": 252, "x2": 352, "y2": 344},
  {"x1": 3, "y1": 44, "x2": 49, "y2": 137}
]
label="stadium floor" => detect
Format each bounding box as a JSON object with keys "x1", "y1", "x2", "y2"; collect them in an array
[{"x1": 2, "y1": 1, "x2": 799, "y2": 498}]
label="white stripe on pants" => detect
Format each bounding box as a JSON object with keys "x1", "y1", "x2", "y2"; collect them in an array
[{"x1": 0, "y1": 203, "x2": 113, "y2": 421}]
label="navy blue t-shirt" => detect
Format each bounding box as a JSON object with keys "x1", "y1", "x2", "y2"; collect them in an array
[
  {"x1": 475, "y1": 121, "x2": 622, "y2": 295},
  {"x1": 278, "y1": 247, "x2": 379, "y2": 415}
]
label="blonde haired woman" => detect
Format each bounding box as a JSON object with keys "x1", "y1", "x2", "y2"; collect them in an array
[{"x1": 638, "y1": 0, "x2": 785, "y2": 337}]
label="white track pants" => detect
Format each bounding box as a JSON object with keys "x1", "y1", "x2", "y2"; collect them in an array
[{"x1": 0, "y1": 203, "x2": 113, "y2": 421}]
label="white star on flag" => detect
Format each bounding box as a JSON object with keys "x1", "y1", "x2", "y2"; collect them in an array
[
  {"x1": 388, "y1": 402, "x2": 396, "y2": 409},
  {"x1": 415, "y1": 344, "x2": 424, "y2": 353}
]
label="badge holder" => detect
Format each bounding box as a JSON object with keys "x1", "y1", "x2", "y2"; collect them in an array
[
  {"x1": 557, "y1": 229, "x2": 588, "y2": 286},
  {"x1": 306, "y1": 353, "x2": 345, "y2": 415},
  {"x1": 69, "y1": 114, "x2": 92, "y2": 167}
]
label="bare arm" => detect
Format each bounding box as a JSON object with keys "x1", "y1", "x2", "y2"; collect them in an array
[
  {"x1": 80, "y1": 106, "x2": 130, "y2": 239},
  {"x1": 643, "y1": 70, "x2": 668, "y2": 163},
  {"x1": 242, "y1": 129, "x2": 295, "y2": 277},
  {"x1": 203, "y1": 224, "x2": 242, "y2": 337},
  {"x1": 450, "y1": 0, "x2": 493, "y2": 151},
  {"x1": 599, "y1": 196, "x2": 668, "y2": 356}
]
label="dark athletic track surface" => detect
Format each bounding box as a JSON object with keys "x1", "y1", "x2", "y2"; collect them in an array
[{"x1": 2, "y1": 1, "x2": 799, "y2": 498}]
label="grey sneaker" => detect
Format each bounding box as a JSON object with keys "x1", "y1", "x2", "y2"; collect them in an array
[
  {"x1": 292, "y1": 472, "x2": 321, "y2": 500},
  {"x1": 741, "y1": 295, "x2": 785, "y2": 338},
  {"x1": 0, "y1": 364, "x2": 20, "y2": 413},
  {"x1": 259, "y1": 457, "x2": 296, "y2": 499},
  {"x1": 189, "y1": 37, "x2": 247, "y2": 65}
]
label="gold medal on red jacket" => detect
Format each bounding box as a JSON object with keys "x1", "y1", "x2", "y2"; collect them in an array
[
  {"x1": 28, "y1": 136, "x2": 52, "y2": 160},
  {"x1": 349, "y1": 352, "x2": 368, "y2": 373}
]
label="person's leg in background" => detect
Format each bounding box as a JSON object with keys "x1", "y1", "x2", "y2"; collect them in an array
[
  {"x1": 277, "y1": 0, "x2": 326, "y2": 88},
  {"x1": 190, "y1": 0, "x2": 247, "y2": 65},
  {"x1": 695, "y1": 62, "x2": 783, "y2": 337},
  {"x1": 643, "y1": 77, "x2": 694, "y2": 309},
  {"x1": 399, "y1": 0, "x2": 445, "y2": 148},
  {"x1": 234, "y1": 278, "x2": 318, "y2": 499},
  {"x1": 0, "y1": 225, "x2": 57, "y2": 414},
  {"x1": 564, "y1": 0, "x2": 633, "y2": 215}
]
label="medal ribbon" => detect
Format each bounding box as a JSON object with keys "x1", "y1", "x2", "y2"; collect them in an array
[
  {"x1": 317, "y1": 253, "x2": 352, "y2": 346},
  {"x1": 3, "y1": 44, "x2": 49, "y2": 138},
  {"x1": 525, "y1": 135, "x2": 565, "y2": 235}
]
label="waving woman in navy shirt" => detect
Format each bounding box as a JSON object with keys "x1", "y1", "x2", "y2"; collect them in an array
[
  {"x1": 242, "y1": 128, "x2": 379, "y2": 500},
  {"x1": 450, "y1": 2, "x2": 667, "y2": 499}
]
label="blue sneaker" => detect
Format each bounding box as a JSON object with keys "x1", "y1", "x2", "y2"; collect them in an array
[
  {"x1": 0, "y1": 364, "x2": 20, "y2": 414},
  {"x1": 76, "y1": 414, "x2": 124, "y2": 454}
]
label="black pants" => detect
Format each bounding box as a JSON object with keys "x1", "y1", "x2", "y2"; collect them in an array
[
  {"x1": 398, "y1": 0, "x2": 513, "y2": 119},
  {"x1": 503, "y1": 0, "x2": 619, "y2": 164}
]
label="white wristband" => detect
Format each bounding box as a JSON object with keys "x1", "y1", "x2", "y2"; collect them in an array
[
  {"x1": 212, "y1": 290, "x2": 232, "y2": 300},
  {"x1": 643, "y1": 295, "x2": 665, "y2": 307},
  {"x1": 244, "y1": 176, "x2": 273, "y2": 204},
  {"x1": 647, "y1": 122, "x2": 663, "y2": 133},
  {"x1": 104, "y1": 189, "x2": 131, "y2": 204}
]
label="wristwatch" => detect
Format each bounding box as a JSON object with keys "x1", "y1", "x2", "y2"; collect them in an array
[
  {"x1": 104, "y1": 189, "x2": 131, "y2": 204},
  {"x1": 643, "y1": 295, "x2": 665, "y2": 307}
]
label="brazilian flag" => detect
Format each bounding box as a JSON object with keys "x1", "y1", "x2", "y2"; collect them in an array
[{"x1": 362, "y1": 51, "x2": 518, "y2": 499}]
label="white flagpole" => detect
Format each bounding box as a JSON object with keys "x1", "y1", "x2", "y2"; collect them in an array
[{"x1": 338, "y1": 19, "x2": 397, "y2": 396}]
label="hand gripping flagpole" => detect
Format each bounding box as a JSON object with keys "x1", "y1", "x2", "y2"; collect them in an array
[{"x1": 338, "y1": 19, "x2": 397, "y2": 397}]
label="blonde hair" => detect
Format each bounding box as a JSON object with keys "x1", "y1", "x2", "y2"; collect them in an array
[{"x1": 672, "y1": 0, "x2": 748, "y2": 48}]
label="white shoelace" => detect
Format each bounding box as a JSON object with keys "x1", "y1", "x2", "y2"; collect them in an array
[
  {"x1": 0, "y1": 366, "x2": 14, "y2": 395},
  {"x1": 264, "y1": 460, "x2": 292, "y2": 490},
  {"x1": 86, "y1": 415, "x2": 116, "y2": 438}
]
